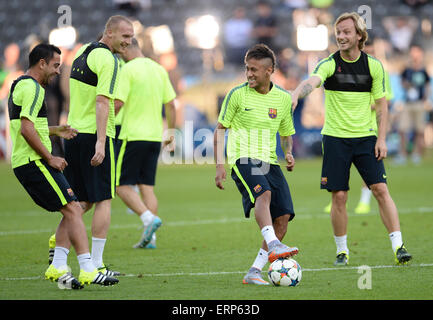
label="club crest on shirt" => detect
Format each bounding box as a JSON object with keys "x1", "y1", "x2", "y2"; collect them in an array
[{"x1": 268, "y1": 108, "x2": 277, "y2": 119}]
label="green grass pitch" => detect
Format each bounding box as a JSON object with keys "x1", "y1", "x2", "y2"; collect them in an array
[{"x1": 0, "y1": 151, "x2": 432, "y2": 301}]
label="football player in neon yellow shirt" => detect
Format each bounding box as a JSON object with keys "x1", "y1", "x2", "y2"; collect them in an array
[
  {"x1": 214, "y1": 44, "x2": 298, "y2": 285},
  {"x1": 9, "y1": 43, "x2": 118, "y2": 287},
  {"x1": 115, "y1": 38, "x2": 177, "y2": 249},
  {"x1": 292, "y1": 12, "x2": 411, "y2": 266}
]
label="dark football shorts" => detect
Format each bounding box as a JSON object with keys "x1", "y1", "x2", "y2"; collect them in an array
[
  {"x1": 64, "y1": 133, "x2": 115, "y2": 203},
  {"x1": 231, "y1": 158, "x2": 295, "y2": 221},
  {"x1": 13, "y1": 159, "x2": 77, "y2": 212},
  {"x1": 320, "y1": 135, "x2": 387, "y2": 191},
  {"x1": 116, "y1": 140, "x2": 161, "y2": 186}
]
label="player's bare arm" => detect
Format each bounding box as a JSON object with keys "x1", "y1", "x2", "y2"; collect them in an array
[
  {"x1": 374, "y1": 96, "x2": 388, "y2": 161},
  {"x1": 49, "y1": 125, "x2": 78, "y2": 140},
  {"x1": 213, "y1": 122, "x2": 227, "y2": 190},
  {"x1": 92, "y1": 95, "x2": 110, "y2": 167},
  {"x1": 280, "y1": 135, "x2": 295, "y2": 172},
  {"x1": 21, "y1": 117, "x2": 67, "y2": 171},
  {"x1": 291, "y1": 76, "x2": 321, "y2": 110},
  {"x1": 163, "y1": 99, "x2": 177, "y2": 152},
  {"x1": 114, "y1": 99, "x2": 124, "y2": 115}
]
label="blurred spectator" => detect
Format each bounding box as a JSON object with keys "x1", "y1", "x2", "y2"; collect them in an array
[
  {"x1": 113, "y1": 0, "x2": 150, "y2": 17},
  {"x1": 402, "y1": 0, "x2": 428, "y2": 8},
  {"x1": 308, "y1": 0, "x2": 334, "y2": 9},
  {"x1": 394, "y1": 45, "x2": 431, "y2": 164},
  {"x1": 0, "y1": 43, "x2": 24, "y2": 161},
  {"x1": 383, "y1": 16, "x2": 418, "y2": 53},
  {"x1": 282, "y1": 0, "x2": 308, "y2": 10},
  {"x1": 223, "y1": 6, "x2": 253, "y2": 68},
  {"x1": 252, "y1": 1, "x2": 278, "y2": 50}
]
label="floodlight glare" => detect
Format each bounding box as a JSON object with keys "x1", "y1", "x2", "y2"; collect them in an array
[
  {"x1": 147, "y1": 25, "x2": 174, "y2": 55},
  {"x1": 49, "y1": 26, "x2": 77, "y2": 49},
  {"x1": 184, "y1": 15, "x2": 219, "y2": 49},
  {"x1": 297, "y1": 24, "x2": 328, "y2": 51}
]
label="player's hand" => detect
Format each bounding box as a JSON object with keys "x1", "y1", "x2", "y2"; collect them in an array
[
  {"x1": 48, "y1": 156, "x2": 68, "y2": 171},
  {"x1": 91, "y1": 140, "x2": 105, "y2": 166},
  {"x1": 291, "y1": 95, "x2": 299, "y2": 110},
  {"x1": 215, "y1": 164, "x2": 226, "y2": 190},
  {"x1": 285, "y1": 153, "x2": 295, "y2": 171},
  {"x1": 163, "y1": 135, "x2": 176, "y2": 152},
  {"x1": 375, "y1": 138, "x2": 387, "y2": 161},
  {"x1": 55, "y1": 125, "x2": 78, "y2": 140}
]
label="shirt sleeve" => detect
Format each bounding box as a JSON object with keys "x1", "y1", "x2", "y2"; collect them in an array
[
  {"x1": 115, "y1": 64, "x2": 130, "y2": 103},
  {"x1": 370, "y1": 58, "x2": 386, "y2": 100},
  {"x1": 17, "y1": 80, "x2": 44, "y2": 123},
  {"x1": 218, "y1": 86, "x2": 242, "y2": 128},
  {"x1": 310, "y1": 55, "x2": 335, "y2": 86},
  {"x1": 88, "y1": 48, "x2": 119, "y2": 99},
  {"x1": 278, "y1": 94, "x2": 295, "y2": 137}
]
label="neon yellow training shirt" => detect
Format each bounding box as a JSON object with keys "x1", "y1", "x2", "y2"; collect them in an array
[
  {"x1": 218, "y1": 82, "x2": 295, "y2": 166},
  {"x1": 67, "y1": 42, "x2": 120, "y2": 138},
  {"x1": 116, "y1": 57, "x2": 176, "y2": 142},
  {"x1": 8, "y1": 76, "x2": 51, "y2": 168}
]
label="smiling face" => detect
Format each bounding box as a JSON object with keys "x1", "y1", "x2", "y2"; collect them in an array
[
  {"x1": 107, "y1": 20, "x2": 134, "y2": 54},
  {"x1": 335, "y1": 18, "x2": 361, "y2": 53},
  {"x1": 41, "y1": 52, "x2": 61, "y2": 86},
  {"x1": 245, "y1": 57, "x2": 273, "y2": 91}
]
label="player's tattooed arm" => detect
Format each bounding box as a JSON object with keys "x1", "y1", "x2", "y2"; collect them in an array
[{"x1": 291, "y1": 76, "x2": 321, "y2": 110}]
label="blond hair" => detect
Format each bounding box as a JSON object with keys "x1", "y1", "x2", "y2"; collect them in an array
[
  {"x1": 334, "y1": 12, "x2": 368, "y2": 50},
  {"x1": 104, "y1": 15, "x2": 132, "y2": 33}
]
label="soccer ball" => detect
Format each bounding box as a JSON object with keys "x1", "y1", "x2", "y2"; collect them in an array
[{"x1": 268, "y1": 258, "x2": 302, "y2": 287}]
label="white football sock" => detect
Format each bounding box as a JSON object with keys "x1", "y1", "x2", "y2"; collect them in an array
[
  {"x1": 334, "y1": 235, "x2": 349, "y2": 255},
  {"x1": 389, "y1": 231, "x2": 403, "y2": 252},
  {"x1": 359, "y1": 187, "x2": 372, "y2": 204},
  {"x1": 140, "y1": 210, "x2": 155, "y2": 226},
  {"x1": 91, "y1": 237, "x2": 106, "y2": 269},
  {"x1": 77, "y1": 253, "x2": 95, "y2": 273},
  {"x1": 261, "y1": 225, "x2": 279, "y2": 247},
  {"x1": 52, "y1": 247, "x2": 69, "y2": 269},
  {"x1": 251, "y1": 248, "x2": 268, "y2": 271}
]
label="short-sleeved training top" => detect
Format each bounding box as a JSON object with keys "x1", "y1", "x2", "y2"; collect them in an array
[
  {"x1": 116, "y1": 57, "x2": 176, "y2": 142},
  {"x1": 311, "y1": 50, "x2": 386, "y2": 138},
  {"x1": 218, "y1": 82, "x2": 295, "y2": 166},
  {"x1": 67, "y1": 42, "x2": 120, "y2": 138},
  {"x1": 8, "y1": 75, "x2": 51, "y2": 168}
]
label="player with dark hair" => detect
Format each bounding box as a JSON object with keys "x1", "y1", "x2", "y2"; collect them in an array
[
  {"x1": 291, "y1": 12, "x2": 412, "y2": 266},
  {"x1": 9, "y1": 43, "x2": 118, "y2": 288},
  {"x1": 47, "y1": 15, "x2": 134, "y2": 277},
  {"x1": 214, "y1": 43, "x2": 298, "y2": 285},
  {"x1": 115, "y1": 38, "x2": 177, "y2": 249}
]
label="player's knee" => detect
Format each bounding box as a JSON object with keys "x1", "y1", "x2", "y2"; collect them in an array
[
  {"x1": 332, "y1": 191, "x2": 347, "y2": 207},
  {"x1": 370, "y1": 183, "x2": 389, "y2": 201}
]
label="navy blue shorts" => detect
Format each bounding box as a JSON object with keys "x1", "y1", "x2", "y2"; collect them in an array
[
  {"x1": 64, "y1": 133, "x2": 115, "y2": 203},
  {"x1": 116, "y1": 140, "x2": 161, "y2": 186},
  {"x1": 321, "y1": 135, "x2": 387, "y2": 191},
  {"x1": 13, "y1": 159, "x2": 77, "y2": 212},
  {"x1": 231, "y1": 158, "x2": 295, "y2": 221}
]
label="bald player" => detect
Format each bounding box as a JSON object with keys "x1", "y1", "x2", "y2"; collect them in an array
[{"x1": 48, "y1": 16, "x2": 134, "y2": 277}]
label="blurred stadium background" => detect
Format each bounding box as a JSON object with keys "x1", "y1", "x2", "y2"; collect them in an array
[{"x1": 0, "y1": 0, "x2": 433, "y2": 163}]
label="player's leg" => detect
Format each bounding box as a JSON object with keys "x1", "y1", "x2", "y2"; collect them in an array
[
  {"x1": 354, "y1": 136, "x2": 412, "y2": 264},
  {"x1": 138, "y1": 184, "x2": 158, "y2": 248},
  {"x1": 321, "y1": 135, "x2": 352, "y2": 265},
  {"x1": 232, "y1": 159, "x2": 297, "y2": 264},
  {"x1": 355, "y1": 181, "x2": 372, "y2": 214}
]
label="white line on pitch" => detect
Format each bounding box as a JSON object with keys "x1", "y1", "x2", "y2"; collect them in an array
[
  {"x1": 1, "y1": 207, "x2": 432, "y2": 236},
  {"x1": 2, "y1": 263, "x2": 433, "y2": 281}
]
